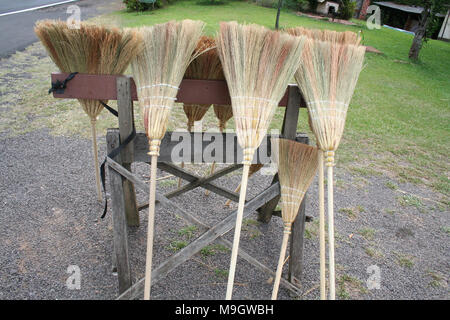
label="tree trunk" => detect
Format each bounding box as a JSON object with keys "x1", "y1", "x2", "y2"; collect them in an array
[
  {"x1": 275, "y1": 0, "x2": 283, "y2": 30},
  {"x1": 409, "y1": 5, "x2": 431, "y2": 60}
]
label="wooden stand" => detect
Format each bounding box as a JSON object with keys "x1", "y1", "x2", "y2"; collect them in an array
[{"x1": 51, "y1": 73, "x2": 311, "y2": 298}]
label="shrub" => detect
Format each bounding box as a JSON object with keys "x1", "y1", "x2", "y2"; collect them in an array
[
  {"x1": 123, "y1": 0, "x2": 162, "y2": 12},
  {"x1": 284, "y1": 0, "x2": 311, "y2": 11},
  {"x1": 252, "y1": 0, "x2": 314, "y2": 11},
  {"x1": 254, "y1": 0, "x2": 277, "y2": 8},
  {"x1": 338, "y1": 0, "x2": 357, "y2": 20},
  {"x1": 307, "y1": 0, "x2": 318, "y2": 12}
]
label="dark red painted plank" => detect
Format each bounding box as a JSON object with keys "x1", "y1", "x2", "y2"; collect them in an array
[{"x1": 51, "y1": 73, "x2": 295, "y2": 107}]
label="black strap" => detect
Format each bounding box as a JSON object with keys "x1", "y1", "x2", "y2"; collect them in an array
[
  {"x1": 49, "y1": 72, "x2": 78, "y2": 94},
  {"x1": 49, "y1": 72, "x2": 126, "y2": 218},
  {"x1": 100, "y1": 124, "x2": 136, "y2": 219},
  {"x1": 100, "y1": 101, "x2": 119, "y2": 117}
]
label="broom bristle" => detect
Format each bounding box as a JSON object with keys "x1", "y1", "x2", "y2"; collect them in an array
[
  {"x1": 183, "y1": 36, "x2": 225, "y2": 131},
  {"x1": 183, "y1": 104, "x2": 210, "y2": 131},
  {"x1": 286, "y1": 27, "x2": 362, "y2": 46},
  {"x1": 216, "y1": 22, "x2": 307, "y2": 164},
  {"x1": 185, "y1": 36, "x2": 224, "y2": 80},
  {"x1": 272, "y1": 138, "x2": 319, "y2": 224},
  {"x1": 294, "y1": 39, "x2": 365, "y2": 161},
  {"x1": 35, "y1": 20, "x2": 142, "y2": 118},
  {"x1": 131, "y1": 20, "x2": 205, "y2": 154},
  {"x1": 213, "y1": 104, "x2": 233, "y2": 131}
]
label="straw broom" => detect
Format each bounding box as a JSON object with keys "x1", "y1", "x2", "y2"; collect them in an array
[
  {"x1": 179, "y1": 36, "x2": 222, "y2": 188},
  {"x1": 34, "y1": 20, "x2": 142, "y2": 202},
  {"x1": 216, "y1": 22, "x2": 306, "y2": 299},
  {"x1": 288, "y1": 27, "x2": 361, "y2": 300},
  {"x1": 130, "y1": 20, "x2": 204, "y2": 300},
  {"x1": 294, "y1": 39, "x2": 365, "y2": 300},
  {"x1": 270, "y1": 138, "x2": 318, "y2": 300}
]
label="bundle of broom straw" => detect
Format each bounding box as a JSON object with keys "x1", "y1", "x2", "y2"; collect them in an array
[
  {"x1": 289, "y1": 26, "x2": 362, "y2": 300},
  {"x1": 183, "y1": 36, "x2": 223, "y2": 131},
  {"x1": 286, "y1": 27, "x2": 362, "y2": 45},
  {"x1": 216, "y1": 21, "x2": 307, "y2": 299},
  {"x1": 213, "y1": 104, "x2": 233, "y2": 132},
  {"x1": 180, "y1": 36, "x2": 223, "y2": 188},
  {"x1": 270, "y1": 138, "x2": 318, "y2": 300},
  {"x1": 130, "y1": 20, "x2": 204, "y2": 300},
  {"x1": 35, "y1": 20, "x2": 142, "y2": 202},
  {"x1": 294, "y1": 37, "x2": 365, "y2": 300}
]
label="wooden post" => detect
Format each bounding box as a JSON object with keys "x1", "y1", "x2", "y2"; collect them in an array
[
  {"x1": 116, "y1": 76, "x2": 139, "y2": 227},
  {"x1": 107, "y1": 130, "x2": 132, "y2": 293}
]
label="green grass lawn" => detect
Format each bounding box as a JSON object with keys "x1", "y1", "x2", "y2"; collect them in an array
[{"x1": 112, "y1": 0, "x2": 450, "y2": 200}]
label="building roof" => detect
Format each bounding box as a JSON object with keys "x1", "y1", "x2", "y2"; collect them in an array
[{"x1": 374, "y1": 1, "x2": 446, "y2": 17}]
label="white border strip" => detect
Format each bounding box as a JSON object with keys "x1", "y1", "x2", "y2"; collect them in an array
[{"x1": 0, "y1": 0, "x2": 78, "y2": 17}]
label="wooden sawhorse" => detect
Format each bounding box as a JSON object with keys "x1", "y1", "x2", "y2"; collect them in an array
[{"x1": 51, "y1": 73, "x2": 309, "y2": 299}]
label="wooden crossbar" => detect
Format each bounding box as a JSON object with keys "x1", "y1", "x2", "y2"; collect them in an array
[
  {"x1": 158, "y1": 162, "x2": 242, "y2": 202},
  {"x1": 161, "y1": 163, "x2": 242, "y2": 199},
  {"x1": 51, "y1": 73, "x2": 306, "y2": 108},
  {"x1": 137, "y1": 163, "x2": 243, "y2": 211}
]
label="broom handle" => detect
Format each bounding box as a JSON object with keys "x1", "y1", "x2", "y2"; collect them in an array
[
  {"x1": 177, "y1": 162, "x2": 184, "y2": 188},
  {"x1": 226, "y1": 164, "x2": 250, "y2": 300},
  {"x1": 327, "y1": 164, "x2": 336, "y2": 300},
  {"x1": 319, "y1": 151, "x2": 326, "y2": 300},
  {"x1": 271, "y1": 228, "x2": 290, "y2": 300},
  {"x1": 224, "y1": 183, "x2": 241, "y2": 207},
  {"x1": 144, "y1": 154, "x2": 158, "y2": 300},
  {"x1": 90, "y1": 119, "x2": 102, "y2": 202},
  {"x1": 179, "y1": 125, "x2": 193, "y2": 188},
  {"x1": 205, "y1": 161, "x2": 216, "y2": 196},
  {"x1": 207, "y1": 126, "x2": 224, "y2": 196}
]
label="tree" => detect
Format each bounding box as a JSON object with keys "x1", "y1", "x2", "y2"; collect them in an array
[
  {"x1": 395, "y1": 0, "x2": 450, "y2": 60},
  {"x1": 275, "y1": 0, "x2": 284, "y2": 30}
]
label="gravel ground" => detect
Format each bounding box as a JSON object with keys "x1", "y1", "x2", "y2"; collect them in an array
[
  {"x1": 0, "y1": 5, "x2": 448, "y2": 299},
  {"x1": 0, "y1": 127, "x2": 448, "y2": 300}
]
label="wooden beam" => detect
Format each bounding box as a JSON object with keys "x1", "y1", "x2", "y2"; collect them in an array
[
  {"x1": 163, "y1": 164, "x2": 242, "y2": 199},
  {"x1": 116, "y1": 76, "x2": 139, "y2": 227},
  {"x1": 106, "y1": 134, "x2": 132, "y2": 293},
  {"x1": 137, "y1": 163, "x2": 243, "y2": 210},
  {"x1": 51, "y1": 73, "x2": 306, "y2": 108},
  {"x1": 158, "y1": 162, "x2": 241, "y2": 202}
]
